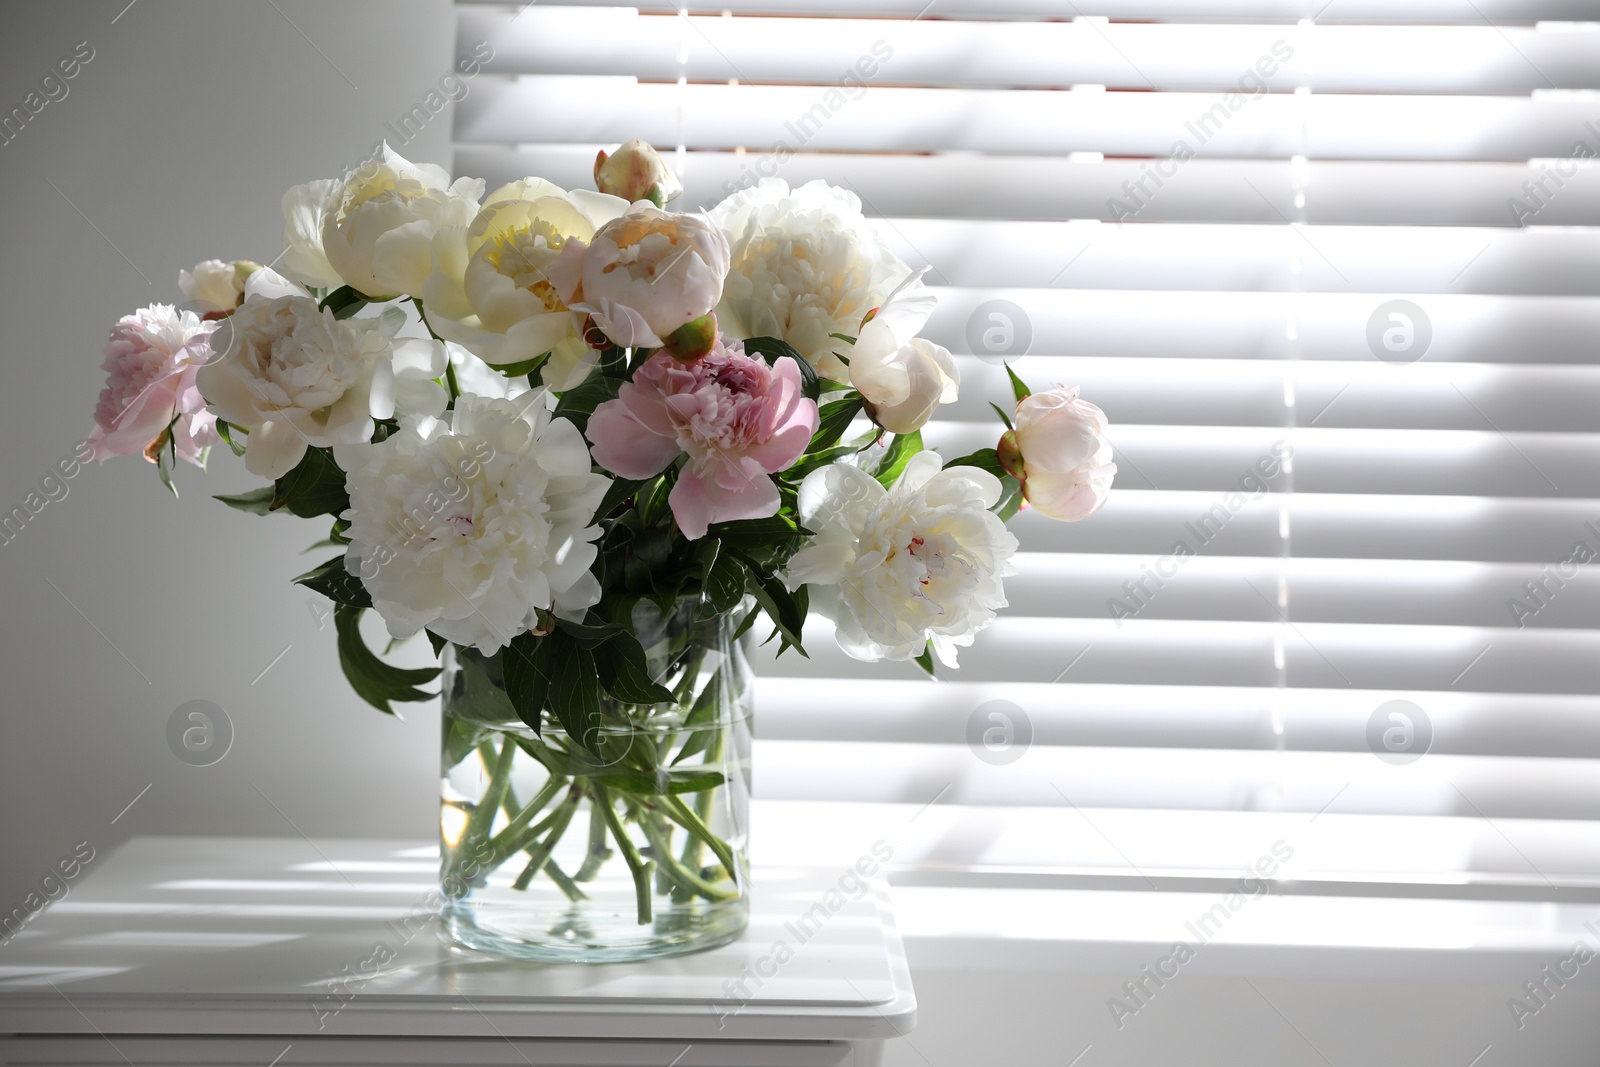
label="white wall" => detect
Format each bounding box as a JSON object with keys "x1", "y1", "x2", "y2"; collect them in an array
[{"x1": 0, "y1": 0, "x2": 455, "y2": 911}]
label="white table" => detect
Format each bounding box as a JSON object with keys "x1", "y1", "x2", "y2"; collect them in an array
[{"x1": 0, "y1": 837, "x2": 916, "y2": 1066}]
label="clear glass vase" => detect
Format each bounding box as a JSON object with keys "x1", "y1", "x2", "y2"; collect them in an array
[{"x1": 438, "y1": 598, "x2": 753, "y2": 962}]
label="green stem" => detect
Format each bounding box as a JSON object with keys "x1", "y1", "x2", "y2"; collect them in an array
[
  {"x1": 465, "y1": 739, "x2": 516, "y2": 847},
  {"x1": 484, "y1": 774, "x2": 568, "y2": 864},
  {"x1": 543, "y1": 857, "x2": 588, "y2": 902},
  {"x1": 637, "y1": 803, "x2": 738, "y2": 903},
  {"x1": 574, "y1": 798, "x2": 612, "y2": 882},
  {"x1": 511, "y1": 790, "x2": 581, "y2": 890},
  {"x1": 412, "y1": 297, "x2": 460, "y2": 400},
  {"x1": 674, "y1": 723, "x2": 726, "y2": 902},
  {"x1": 658, "y1": 792, "x2": 737, "y2": 880},
  {"x1": 652, "y1": 812, "x2": 675, "y2": 895},
  {"x1": 595, "y1": 784, "x2": 653, "y2": 925}
]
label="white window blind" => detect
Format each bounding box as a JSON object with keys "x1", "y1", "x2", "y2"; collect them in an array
[{"x1": 452, "y1": 2, "x2": 1600, "y2": 890}]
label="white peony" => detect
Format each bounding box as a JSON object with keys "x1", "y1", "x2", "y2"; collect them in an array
[
  {"x1": 340, "y1": 392, "x2": 610, "y2": 655},
  {"x1": 321, "y1": 144, "x2": 483, "y2": 299},
  {"x1": 848, "y1": 270, "x2": 957, "y2": 434},
  {"x1": 280, "y1": 179, "x2": 345, "y2": 290},
  {"x1": 786, "y1": 451, "x2": 1018, "y2": 667},
  {"x1": 196, "y1": 270, "x2": 403, "y2": 479},
  {"x1": 709, "y1": 178, "x2": 915, "y2": 382},
  {"x1": 422, "y1": 177, "x2": 627, "y2": 390},
  {"x1": 178, "y1": 259, "x2": 250, "y2": 313}
]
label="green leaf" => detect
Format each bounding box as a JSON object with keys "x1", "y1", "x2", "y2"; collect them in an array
[
  {"x1": 744, "y1": 335, "x2": 821, "y2": 401},
  {"x1": 502, "y1": 632, "x2": 550, "y2": 733},
  {"x1": 215, "y1": 486, "x2": 276, "y2": 515},
  {"x1": 319, "y1": 285, "x2": 370, "y2": 319},
  {"x1": 596, "y1": 477, "x2": 647, "y2": 519},
  {"x1": 943, "y1": 447, "x2": 1005, "y2": 479},
  {"x1": 702, "y1": 549, "x2": 747, "y2": 613},
  {"x1": 595, "y1": 767, "x2": 726, "y2": 795},
  {"x1": 829, "y1": 332, "x2": 857, "y2": 345},
  {"x1": 989, "y1": 401, "x2": 1015, "y2": 432},
  {"x1": 271, "y1": 447, "x2": 350, "y2": 519},
  {"x1": 546, "y1": 629, "x2": 604, "y2": 754},
  {"x1": 710, "y1": 513, "x2": 806, "y2": 553},
  {"x1": 553, "y1": 618, "x2": 630, "y2": 649},
  {"x1": 443, "y1": 716, "x2": 491, "y2": 770},
  {"x1": 292, "y1": 555, "x2": 371, "y2": 608},
  {"x1": 333, "y1": 606, "x2": 441, "y2": 715},
  {"x1": 552, "y1": 369, "x2": 621, "y2": 433},
  {"x1": 808, "y1": 395, "x2": 864, "y2": 453},
  {"x1": 913, "y1": 645, "x2": 936, "y2": 677},
  {"x1": 155, "y1": 446, "x2": 177, "y2": 498},
  {"x1": 735, "y1": 553, "x2": 807, "y2": 655},
  {"x1": 994, "y1": 473, "x2": 1024, "y2": 522},
  {"x1": 449, "y1": 649, "x2": 519, "y2": 727},
  {"x1": 486, "y1": 352, "x2": 549, "y2": 379},
  {"x1": 426, "y1": 630, "x2": 449, "y2": 658},
  {"x1": 873, "y1": 429, "x2": 922, "y2": 488},
  {"x1": 1005, "y1": 362, "x2": 1032, "y2": 403},
  {"x1": 215, "y1": 420, "x2": 248, "y2": 457},
  {"x1": 594, "y1": 631, "x2": 676, "y2": 706},
  {"x1": 787, "y1": 442, "x2": 861, "y2": 479}
]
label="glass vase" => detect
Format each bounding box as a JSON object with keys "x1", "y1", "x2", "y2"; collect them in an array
[{"x1": 437, "y1": 598, "x2": 753, "y2": 962}]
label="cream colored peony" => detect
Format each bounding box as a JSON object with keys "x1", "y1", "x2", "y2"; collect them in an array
[
  {"x1": 786, "y1": 452, "x2": 1018, "y2": 667},
  {"x1": 709, "y1": 178, "x2": 916, "y2": 382},
  {"x1": 280, "y1": 179, "x2": 345, "y2": 290},
  {"x1": 556, "y1": 203, "x2": 730, "y2": 351},
  {"x1": 195, "y1": 270, "x2": 402, "y2": 480},
  {"x1": 178, "y1": 259, "x2": 251, "y2": 314},
  {"x1": 848, "y1": 270, "x2": 957, "y2": 434},
  {"x1": 340, "y1": 392, "x2": 611, "y2": 655},
  {"x1": 421, "y1": 177, "x2": 628, "y2": 390},
  {"x1": 320, "y1": 144, "x2": 483, "y2": 299},
  {"x1": 593, "y1": 139, "x2": 682, "y2": 206}
]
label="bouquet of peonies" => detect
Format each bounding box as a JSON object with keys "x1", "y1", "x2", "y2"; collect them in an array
[{"x1": 87, "y1": 139, "x2": 1115, "y2": 948}]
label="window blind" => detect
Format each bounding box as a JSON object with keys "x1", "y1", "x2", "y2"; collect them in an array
[{"x1": 452, "y1": 2, "x2": 1600, "y2": 887}]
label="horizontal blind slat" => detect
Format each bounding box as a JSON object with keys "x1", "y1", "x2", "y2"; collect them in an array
[
  {"x1": 945, "y1": 358, "x2": 1600, "y2": 432},
  {"x1": 456, "y1": 79, "x2": 1600, "y2": 161},
  {"x1": 754, "y1": 740, "x2": 1600, "y2": 819},
  {"x1": 1017, "y1": 492, "x2": 1600, "y2": 564},
  {"x1": 461, "y1": 10, "x2": 1600, "y2": 93},
  {"x1": 911, "y1": 290, "x2": 1600, "y2": 365},
  {"x1": 755, "y1": 677, "x2": 1600, "y2": 758},
  {"x1": 460, "y1": 1, "x2": 1600, "y2": 24},
  {"x1": 752, "y1": 616, "x2": 1600, "y2": 693},
  {"x1": 456, "y1": 148, "x2": 1600, "y2": 227}
]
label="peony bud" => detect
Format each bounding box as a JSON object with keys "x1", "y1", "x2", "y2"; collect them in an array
[
  {"x1": 178, "y1": 259, "x2": 253, "y2": 314},
  {"x1": 1007, "y1": 386, "x2": 1116, "y2": 521},
  {"x1": 863, "y1": 338, "x2": 959, "y2": 435},
  {"x1": 594, "y1": 139, "x2": 683, "y2": 207},
  {"x1": 661, "y1": 313, "x2": 719, "y2": 363},
  {"x1": 997, "y1": 429, "x2": 1025, "y2": 479}
]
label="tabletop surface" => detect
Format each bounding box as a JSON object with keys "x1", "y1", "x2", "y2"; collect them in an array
[{"x1": 0, "y1": 837, "x2": 916, "y2": 1041}]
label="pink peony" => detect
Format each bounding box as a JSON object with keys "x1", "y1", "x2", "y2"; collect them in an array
[
  {"x1": 1000, "y1": 386, "x2": 1116, "y2": 521},
  {"x1": 586, "y1": 339, "x2": 818, "y2": 538},
  {"x1": 88, "y1": 304, "x2": 218, "y2": 467}
]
